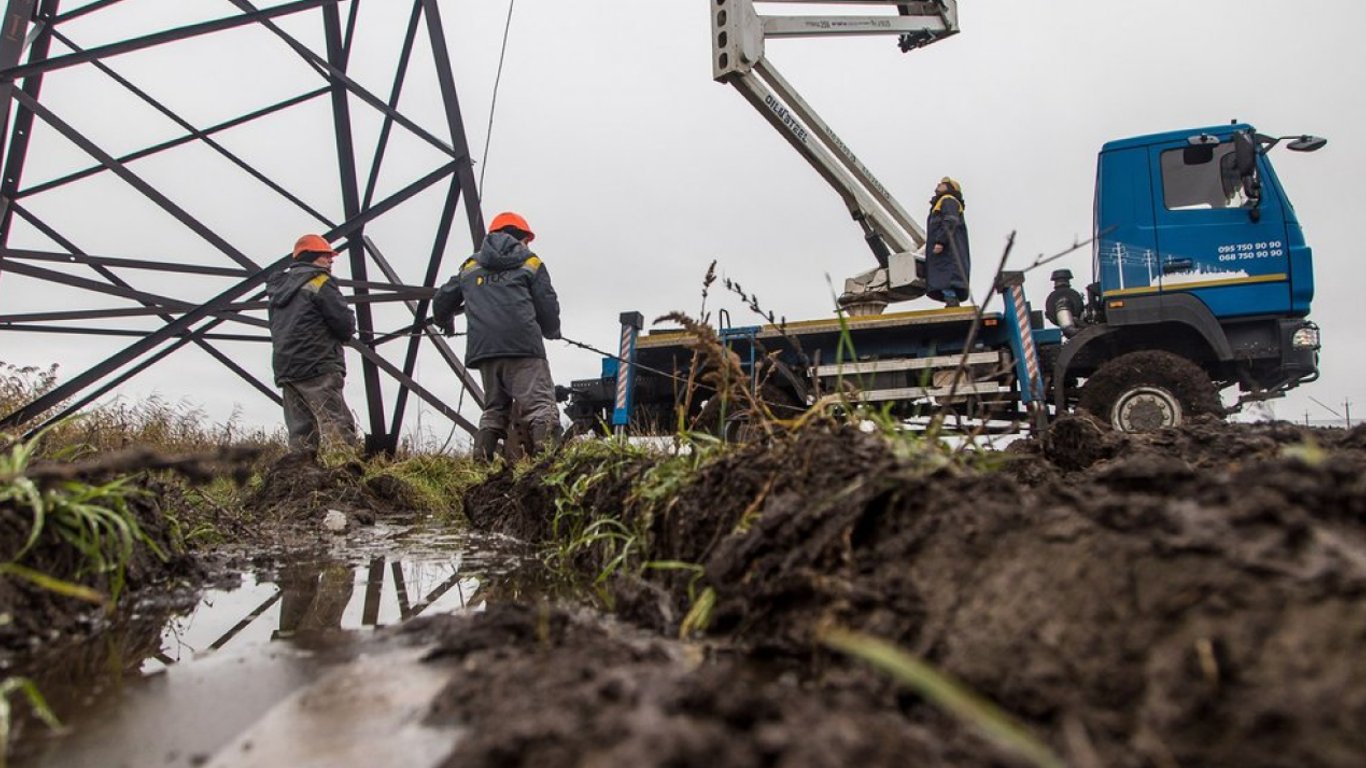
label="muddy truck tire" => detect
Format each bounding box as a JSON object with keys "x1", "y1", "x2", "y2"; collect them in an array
[
  {"x1": 694, "y1": 384, "x2": 801, "y2": 441},
  {"x1": 1080, "y1": 350, "x2": 1223, "y2": 432}
]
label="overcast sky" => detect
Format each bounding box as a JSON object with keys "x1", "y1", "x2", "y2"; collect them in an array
[{"x1": 2, "y1": 0, "x2": 1363, "y2": 441}]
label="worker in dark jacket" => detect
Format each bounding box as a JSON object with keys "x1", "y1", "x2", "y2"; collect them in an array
[
  {"x1": 267, "y1": 234, "x2": 358, "y2": 456},
  {"x1": 432, "y1": 211, "x2": 562, "y2": 461},
  {"x1": 926, "y1": 177, "x2": 971, "y2": 307}
]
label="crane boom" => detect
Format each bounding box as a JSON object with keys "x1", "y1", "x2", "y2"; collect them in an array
[{"x1": 711, "y1": 1, "x2": 959, "y2": 310}]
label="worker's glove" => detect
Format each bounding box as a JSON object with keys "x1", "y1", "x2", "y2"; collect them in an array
[
  {"x1": 433, "y1": 316, "x2": 455, "y2": 337},
  {"x1": 545, "y1": 329, "x2": 562, "y2": 341}
]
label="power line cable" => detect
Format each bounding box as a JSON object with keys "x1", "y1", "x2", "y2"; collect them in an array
[{"x1": 478, "y1": 0, "x2": 517, "y2": 197}]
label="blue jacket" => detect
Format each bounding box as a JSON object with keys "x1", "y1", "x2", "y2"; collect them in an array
[{"x1": 432, "y1": 232, "x2": 561, "y2": 368}]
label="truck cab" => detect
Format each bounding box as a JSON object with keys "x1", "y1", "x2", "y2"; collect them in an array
[{"x1": 1050, "y1": 124, "x2": 1324, "y2": 430}]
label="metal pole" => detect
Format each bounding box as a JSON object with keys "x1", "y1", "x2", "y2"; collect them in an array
[
  {"x1": 323, "y1": 3, "x2": 386, "y2": 455},
  {"x1": 0, "y1": 0, "x2": 57, "y2": 258}
]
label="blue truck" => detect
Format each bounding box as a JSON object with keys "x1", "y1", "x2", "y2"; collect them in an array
[
  {"x1": 565, "y1": 123, "x2": 1324, "y2": 435},
  {"x1": 563, "y1": 4, "x2": 1324, "y2": 435}
]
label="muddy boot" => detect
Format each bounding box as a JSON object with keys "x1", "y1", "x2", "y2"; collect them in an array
[
  {"x1": 473, "y1": 428, "x2": 503, "y2": 462},
  {"x1": 529, "y1": 421, "x2": 562, "y2": 455}
]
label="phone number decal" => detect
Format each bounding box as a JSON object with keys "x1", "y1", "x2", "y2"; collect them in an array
[{"x1": 1218, "y1": 241, "x2": 1283, "y2": 262}]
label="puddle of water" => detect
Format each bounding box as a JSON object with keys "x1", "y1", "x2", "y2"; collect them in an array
[{"x1": 12, "y1": 523, "x2": 533, "y2": 768}]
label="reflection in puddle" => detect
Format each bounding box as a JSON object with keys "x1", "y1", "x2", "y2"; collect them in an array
[
  {"x1": 149, "y1": 554, "x2": 484, "y2": 671},
  {"x1": 13, "y1": 524, "x2": 529, "y2": 768}
]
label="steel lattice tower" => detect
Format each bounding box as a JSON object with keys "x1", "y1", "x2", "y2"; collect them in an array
[{"x1": 0, "y1": 0, "x2": 489, "y2": 453}]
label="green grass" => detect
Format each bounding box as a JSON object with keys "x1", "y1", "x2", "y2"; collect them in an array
[
  {"x1": 530, "y1": 437, "x2": 719, "y2": 605},
  {"x1": 0, "y1": 676, "x2": 62, "y2": 768},
  {"x1": 1, "y1": 429, "x2": 165, "y2": 606},
  {"x1": 364, "y1": 453, "x2": 493, "y2": 518},
  {"x1": 823, "y1": 629, "x2": 1065, "y2": 768}
]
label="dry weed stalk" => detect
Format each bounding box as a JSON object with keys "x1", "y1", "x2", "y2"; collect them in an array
[
  {"x1": 673, "y1": 262, "x2": 721, "y2": 430},
  {"x1": 655, "y1": 311, "x2": 776, "y2": 437},
  {"x1": 721, "y1": 277, "x2": 816, "y2": 413}
]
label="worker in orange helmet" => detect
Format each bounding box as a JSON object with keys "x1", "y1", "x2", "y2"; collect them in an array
[
  {"x1": 265, "y1": 234, "x2": 359, "y2": 458},
  {"x1": 432, "y1": 211, "x2": 562, "y2": 461}
]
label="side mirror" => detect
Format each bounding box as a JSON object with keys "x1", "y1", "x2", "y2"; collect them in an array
[{"x1": 1287, "y1": 135, "x2": 1328, "y2": 153}]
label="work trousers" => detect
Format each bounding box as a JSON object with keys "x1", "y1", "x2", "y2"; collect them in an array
[
  {"x1": 477, "y1": 357, "x2": 558, "y2": 435},
  {"x1": 282, "y1": 371, "x2": 358, "y2": 453}
]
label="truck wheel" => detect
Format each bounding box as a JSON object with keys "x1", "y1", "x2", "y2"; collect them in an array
[
  {"x1": 694, "y1": 385, "x2": 801, "y2": 441},
  {"x1": 1079, "y1": 350, "x2": 1222, "y2": 433}
]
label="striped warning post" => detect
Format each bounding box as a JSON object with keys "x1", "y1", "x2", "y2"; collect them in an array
[
  {"x1": 614, "y1": 323, "x2": 632, "y2": 413},
  {"x1": 1008, "y1": 282, "x2": 1044, "y2": 404},
  {"x1": 612, "y1": 312, "x2": 645, "y2": 431}
]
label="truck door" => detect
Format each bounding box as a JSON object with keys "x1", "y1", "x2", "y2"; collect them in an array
[{"x1": 1148, "y1": 138, "x2": 1292, "y2": 318}]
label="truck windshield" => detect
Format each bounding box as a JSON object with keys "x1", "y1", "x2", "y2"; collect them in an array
[{"x1": 1160, "y1": 144, "x2": 1249, "y2": 211}]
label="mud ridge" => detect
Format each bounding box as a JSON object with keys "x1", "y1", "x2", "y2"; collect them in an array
[
  {"x1": 463, "y1": 419, "x2": 1366, "y2": 767},
  {"x1": 408, "y1": 604, "x2": 1008, "y2": 768},
  {"x1": 247, "y1": 455, "x2": 424, "y2": 525}
]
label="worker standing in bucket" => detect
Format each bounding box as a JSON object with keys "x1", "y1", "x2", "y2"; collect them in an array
[
  {"x1": 266, "y1": 234, "x2": 359, "y2": 458},
  {"x1": 432, "y1": 211, "x2": 562, "y2": 461},
  {"x1": 926, "y1": 177, "x2": 971, "y2": 307}
]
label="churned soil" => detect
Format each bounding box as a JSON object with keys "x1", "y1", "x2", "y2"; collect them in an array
[
  {"x1": 460, "y1": 417, "x2": 1366, "y2": 767},
  {"x1": 247, "y1": 454, "x2": 422, "y2": 526},
  {"x1": 406, "y1": 603, "x2": 1008, "y2": 768}
]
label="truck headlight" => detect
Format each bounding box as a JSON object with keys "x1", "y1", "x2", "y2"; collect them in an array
[{"x1": 1291, "y1": 325, "x2": 1320, "y2": 350}]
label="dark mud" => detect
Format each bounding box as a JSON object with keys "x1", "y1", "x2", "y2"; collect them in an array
[
  {"x1": 247, "y1": 454, "x2": 422, "y2": 525},
  {"x1": 463, "y1": 419, "x2": 1366, "y2": 767},
  {"x1": 408, "y1": 604, "x2": 1002, "y2": 768}
]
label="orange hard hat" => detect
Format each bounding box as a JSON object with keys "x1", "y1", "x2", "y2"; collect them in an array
[
  {"x1": 293, "y1": 234, "x2": 336, "y2": 259},
  {"x1": 488, "y1": 211, "x2": 534, "y2": 242}
]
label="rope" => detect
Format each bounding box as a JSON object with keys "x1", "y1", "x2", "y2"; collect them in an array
[
  {"x1": 478, "y1": 0, "x2": 517, "y2": 197},
  {"x1": 559, "y1": 334, "x2": 694, "y2": 387}
]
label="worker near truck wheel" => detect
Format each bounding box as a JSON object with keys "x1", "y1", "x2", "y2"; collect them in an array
[
  {"x1": 432, "y1": 211, "x2": 563, "y2": 461},
  {"x1": 926, "y1": 177, "x2": 971, "y2": 307},
  {"x1": 267, "y1": 234, "x2": 359, "y2": 458}
]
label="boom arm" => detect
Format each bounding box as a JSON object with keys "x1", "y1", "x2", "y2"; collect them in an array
[{"x1": 711, "y1": 1, "x2": 959, "y2": 273}]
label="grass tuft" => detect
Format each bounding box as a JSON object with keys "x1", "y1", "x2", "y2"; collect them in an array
[
  {"x1": 822, "y1": 628, "x2": 1065, "y2": 768},
  {"x1": 0, "y1": 676, "x2": 63, "y2": 768},
  {"x1": 1, "y1": 429, "x2": 163, "y2": 605}
]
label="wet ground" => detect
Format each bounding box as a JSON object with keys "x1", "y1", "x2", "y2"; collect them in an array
[
  {"x1": 5, "y1": 418, "x2": 1366, "y2": 766},
  {"x1": 11, "y1": 522, "x2": 532, "y2": 768}
]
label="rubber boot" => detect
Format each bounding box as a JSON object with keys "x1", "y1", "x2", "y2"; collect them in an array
[
  {"x1": 528, "y1": 421, "x2": 562, "y2": 455},
  {"x1": 473, "y1": 428, "x2": 502, "y2": 462}
]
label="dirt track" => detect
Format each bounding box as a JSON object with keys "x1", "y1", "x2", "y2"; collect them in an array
[{"x1": 454, "y1": 417, "x2": 1366, "y2": 767}]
